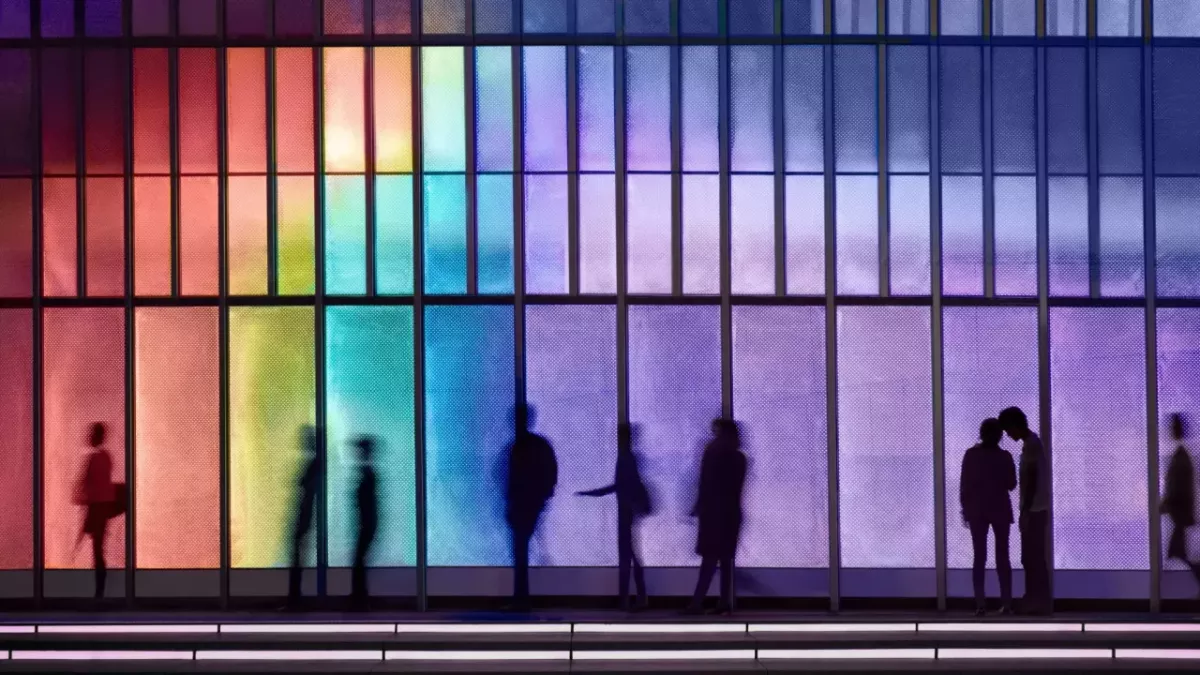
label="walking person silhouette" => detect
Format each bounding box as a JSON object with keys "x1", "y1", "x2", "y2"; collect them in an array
[
  {"x1": 351, "y1": 436, "x2": 378, "y2": 609},
  {"x1": 288, "y1": 426, "x2": 320, "y2": 607},
  {"x1": 75, "y1": 422, "x2": 121, "y2": 600},
  {"x1": 578, "y1": 423, "x2": 653, "y2": 611},
  {"x1": 686, "y1": 419, "x2": 747, "y2": 616},
  {"x1": 1161, "y1": 414, "x2": 1200, "y2": 589}
]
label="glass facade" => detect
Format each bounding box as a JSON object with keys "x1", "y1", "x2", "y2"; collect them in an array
[{"x1": 0, "y1": 0, "x2": 1194, "y2": 604}]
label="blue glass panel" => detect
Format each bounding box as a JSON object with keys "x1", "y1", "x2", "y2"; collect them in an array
[
  {"x1": 524, "y1": 0, "x2": 569, "y2": 32},
  {"x1": 731, "y1": 46, "x2": 774, "y2": 173},
  {"x1": 994, "y1": 176, "x2": 1038, "y2": 296},
  {"x1": 888, "y1": 45, "x2": 929, "y2": 174},
  {"x1": 1154, "y1": 0, "x2": 1200, "y2": 36},
  {"x1": 834, "y1": 45, "x2": 878, "y2": 172},
  {"x1": 993, "y1": 47, "x2": 1036, "y2": 175},
  {"x1": 475, "y1": 0, "x2": 514, "y2": 33},
  {"x1": 1047, "y1": 48, "x2": 1088, "y2": 175},
  {"x1": 784, "y1": 0, "x2": 823, "y2": 34},
  {"x1": 786, "y1": 175, "x2": 825, "y2": 295},
  {"x1": 576, "y1": 0, "x2": 616, "y2": 33},
  {"x1": 993, "y1": 0, "x2": 1036, "y2": 35},
  {"x1": 835, "y1": 0, "x2": 877, "y2": 34},
  {"x1": 1099, "y1": 176, "x2": 1144, "y2": 298},
  {"x1": 1047, "y1": 0, "x2": 1086, "y2": 35},
  {"x1": 680, "y1": 0, "x2": 719, "y2": 34},
  {"x1": 683, "y1": 46, "x2": 720, "y2": 172},
  {"x1": 578, "y1": 47, "x2": 615, "y2": 172},
  {"x1": 784, "y1": 46, "x2": 824, "y2": 173},
  {"x1": 730, "y1": 0, "x2": 774, "y2": 35},
  {"x1": 942, "y1": 175, "x2": 983, "y2": 296},
  {"x1": 890, "y1": 175, "x2": 930, "y2": 295},
  {"x1": 940, "y1": 46, "x2": 982, "y2": 174},
  {"x1": 324, "y1": 176, "x2": 367, "y2": 295},
  {"x1": 475, "y1": 46, "x2": 514, "y2": 173},
  {"x1": 376, "y1": 175, "x2": 414, "y2": 295},
  {"x1": 423, "y1": 174, "x2": 467, "y2": 294},
  {"x1": 626, "y1": 47, "x2": 672, "y2": 172},
  {"x1": 836, "y1": 174, "x2": 878, "y2": 294},
  {"x1": 1157, "y1": 178, "x2": 1200, "y2": 297},
  {"x1": 523, "y1": 47, "x2": 568, "y2": 172},
  {"x1": 1099, "y1": 0, "x2": 1141, "y2": 36},
  {"x1": 1153, "y1": 48, "x2": 1200, "y2": 175},
  {"x1": 941, "y1": 0, "x2": 981, "y2": 34},
  {"x1": 424, "y1": 305, "x2": 515, "y2": 566},
  {"x1": 1097, "y1": 48, "x2": 1143, "y2": 176},
  {"x1": 477, "y1": 174, "x2": 515, "y2": 294},
  {"x1": 625, "y1": 0, "x2": 671, "y2": 34},
  {"x1": 85, "y1": 0, "x2": 122, "y2": 36},
  {"x1": 1049, "y1": 176, "x2": 1089, "y2": 297},
  {"x1": 888, "y1": 0, "x2": 928, "y2": 35}
]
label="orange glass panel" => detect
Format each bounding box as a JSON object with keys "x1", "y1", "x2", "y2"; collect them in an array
[
  {"x1": 322, "y1": 48, "x2": 365, "y2": 173},
  {"x1": 135, "y1": 307, "x2": 219, "y2": 569},
  {"x1": 134, "y1": 177, "x2": 170, "y2": 296},
  {"x1": 42, "y1": 177, "x2": 76, "y2": 296},
  {"x1": 226, "y1": 48, "x2": 267, "y2": 174},
  {"x1": 84, "y1": 49, "x2": 126, "y2": 175},
  {"x1": 85, "y1": 177, "x2": 125, "y2": 297},
  {"x1": 0, "y1": 309, "x2": 32, "y2": 569},
  {"x1": 0, "y1": 178, "x2": 33, "y2": 297},
  {"x1": 133, "y1": 48, "x2": 170, "y2": 175},
  {"x1": 274, "y1": 48, "x2": 314, "y2": 173},
  {"x1": 178, "y1": 49, "x2": 218, "y2": 174},
  {"x1": 227, "y1": 175, "x2": 267, "y2": 295},
  {"x1": 374, "y1": 47, "x2": 413, "y2": 172},
  {"x1": 43, "y1": 307, "x2": 126, "y2": 571},
  {"x1": 180, "y1": 176, "x2": 219, "y2": 295}
]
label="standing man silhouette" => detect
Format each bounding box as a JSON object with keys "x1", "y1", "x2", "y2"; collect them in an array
[
  {"x1": 960, "y1": 418, "x2": 1017, "y2": 615},
  {"x1": 999, "y1": 406, "x2": 1052, "y2": 615},
  {"x1": 504, "y1": 404, "x2": 557, "y2": 611},
  {"x1": 686, "y1": 419, "x2": 747, "y2": 615}
]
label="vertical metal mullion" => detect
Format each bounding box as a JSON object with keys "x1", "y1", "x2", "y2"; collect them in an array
[
  {"x1": 313, "y1": 2, "x2": 328, "y2": 600},
  {"x1": 719, "y1": 40, "x2": 732, "y2": 419},
  {"x1": 31, "y1": 1, "x2": 45, "y2": 604},
  {"x1": 169, "y1": 47, "x2": 180, "y2": 296},
  {"x1": 878, "y1": 45, "x2": 889, "y2": 297},
  {"x1": 823, "y1": 39, "x2": 840, "y2": 613},
  {"x1": 773, "y1": 40, "x2": 785, "y2": 295},
  {"x1": 1086, "y1": 24, "x2": 1100, "y2": 298},
  {"x1": 216, "y1": 2, "x2": 230, "y2": 607},
  {"x1": 1143, "y1": 29, "x2": 1160, "y2": 612},
  {"x1": 267, "y1": 48, "x2": 278, "y2": 296},
  {"x1": 513, "y1": 42, "x2": 527, "y2": 417},
  {"x1": 930, "y1": 38, "x2": 947, "y2": 611},
  {"x1": 616, "y1": 43, "x2": 630, "y2": 429},
  {"x1": 1035, "y1": 38, "x2": 1055, "y2": 603},
  {"x1": 983, "y1": 45, "x2": 995, "y2": 297},
  {"x1": 366, "y1": 46, "x2": 377, "y2": 296},
  {"x1": 75, "y1": 0, "x2": 85, "y2": 297},
  {"x1": 123, "y1": 1, "x2": 136, "y2": 604},
  {"x1": 567, "y1": 46, "x2": 580, "y2": 295},
  {"x1": 412, "y1": 37, "x2": 428, "y2": 613},
  {"x1": 670, "y1": 43, "x2": 682, "y2": 295},
  {"x1": 465, "y1": 47, "x2": 478, "y2": 295}
]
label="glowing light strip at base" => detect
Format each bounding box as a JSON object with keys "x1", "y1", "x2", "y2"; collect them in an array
[
  {"x1": 39, "y1": 624, "x2": 218, "y2": 634},
  {"x1": 758, "y1": 649, "x2": 935, "y2": 660},
  {"x1": 573, "y1": 623, "x2": 746, "y2": 634},
  {"x1": 11, "y1": 651, "x2": 194, "y2": 661},
  {"x1": 1087, "y1": 623, "x2": 1200, "y2": 633},
  {"x1": 220, "y1": 623, "x2": 394, "y2": 634},
  {"x1": 919, "y1": 622, "x2": 1083, "y2": 632},
  {"x1": 398, "y1": 623, "x2": 571, "y2": 634},
  {"x1": 196, "y1": 650, "x2": 383, "y2": 661},
  {"x1": 386, "y1": 651, "x2": 569, "y2": 661},
  {"x1": 749, "y1": 623, "x2": 915, "y2": 633},
  {"x1": 938, "y1": 648, "x2": 1112, "y2": 659},
  {"x1": 0, "y1": 626, "x2": 34, "y2": 634},
  {"x1": 1116, "y1": 649, "x2": 1200, "y2": 659},
  {"x1": 571, "y1": 650, "x2": 756, "y2": 661}
]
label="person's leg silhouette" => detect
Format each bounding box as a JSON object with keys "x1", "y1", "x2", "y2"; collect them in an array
[
  {"x1": 688, "y1": 556, "x2": 718, "y2": 612},
  {"x1": 969, "y1": 521, "x2": 989, "y2": 612},
  {"x1": 994, "y1": 521, "x2": 1013, "y2": 611}
]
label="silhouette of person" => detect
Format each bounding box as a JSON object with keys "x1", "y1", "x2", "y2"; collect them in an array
[
  {"x1": 504, "y1": 404, "x2": 557, "y2": 610},
  {"x1": 289, "y1": 426, "x2": 320, "y2": 605},
  {"x1": 686, "y1": 419, "x2": 747, "y2": 615},
  {"x1": 74, "y1": 422, "x2": 114, "y2": 599},
  {"x1": 960, "y1": 418, "x2": 1017, "y2": 615},
  {"x1": 578, "y1": 422, "x2": 653, "y2": 611},
  {"x1": 999, "y1": 406, "x2": 1051, "y2": 615},
  {"x1": 1160, "y1": 414, "x2": 1200, "y2": 587},
  {"x1": 351, "y1": 436, "x2": 378, "y2": 608}
]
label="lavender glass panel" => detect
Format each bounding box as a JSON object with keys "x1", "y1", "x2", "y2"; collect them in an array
[
  {"x1": 683, "y1": 174, "x2": 719, "y2": 295},
  {"x1": 943, "y1": 307, "x2": 1038, "y2": 571},
  {"x1": 730, "y1": 46, "x2": 774, "y2": 173},
  {"x1": 627, "y1": 173, "x2": 672, "y2": 293},
  {"x1": 579, "y1": 174, "x2": 616, "y2": 294},
  {"x1": 40, "y1": 0, "x2": 73, "y2": 36},
  {"x1": 994, "y1": 176, "x2": 1038, "y2": 296},
  {"x1": 1047, "y1": 0, "x2": 1086, "y2": 35},
  {"x1": 1099, "y1": 0, "x2": 1141, "y2": 36},
  {"x1": 1099, "y1": 176, "x2": 1144, "y2": 298},
  {"x1": 834, "y1": 45, "x2": 878, "y2": 172},
  {"x1": 731, "y1": 175, "x2": 775, "y2": 294},
  {"x1": 1098, "y1": 48, "x2": 1143, "y2": 176},
  {"x1": 837, "y1": 306, "x2": 933, "y2": 568},
  {"x1": 733, "y1": 306, "x2": 828, "y2": 568},
  {"x1": 888, "y1": 0, "x2": 929, "y2": 34},
  {"x1": 836, "y1": 175, "x2": 878, "y2": 295},
  {"x1": 682, "y1": 46, "x2": 720, "y2": 173},
  {"x1": 625, "y1": 47, "x2": 672, "y2": 172},
  {"x1": 1156, "y1": 178, "x2": 1200, "y2": 298},
  {"x1": 628, "y1": 305, "x2": 722, "y2": 566},
  {"x1": 941, "y1": 0, "x2": 981, "y2": 34},
  {"x1": 524, "y1": 174, "x2": 569, "y2": 294},
  {"x1": 85, "y1": 0, "x2": 122, "y2": 36},
  {"x1": 578, "y1": 47, "x2": 615, "y2": 172},
  {"x1": 1154, "y1": 0, "x2": 1200, "y2": 36},
  {"x1": 835, "y1": 0, "x2": 877, "y2": 34},
  {"x1": 1049, "y1": 176, "x2": 1089, "y2": 297},
  {"x1": 786, "y1": 175, "x2": 824, "y2": 295},
  {"x1": 940, "y1": 46, "x2": 982, "y2": 174},
  {"x1": 474, "y1": 46, "x2": 513, "y2": 173},
  {"x1": 476, "y1": 173, "x2": 514, "y2": 294},
  {"x1": 179, "y1": 0, "x2": 218, "y2": 35},
  {"x1": 1050, "y1": 308, "x2": 1147, "y2": 571},
  {"x1": 942, "y1": 175, "x2": 983, "y2": 296},
  {"x1": 993, "y1": 47, "x2": 1037, "y2": 175},
  {"x1": 889, "y1": 175, "x2": 930, "y2": 296},
  {"x1": 1157, "y1": 310, "x2": 1200, "y2": 576},
  {"x1": 888, "y1": 45, "x2": 930, "y2": 174},
  {"x1": 0, "y1": 0, "x2": 30, "y2": 37},
  {"x1": 993, "y1": 0, "x2": 1036, "y2": 35},
  {"x1": 526, "y1": 305, "x2": 618, "y2": 565},
  {"x1": 523, "y1": 47, "x2": 568, "y2": 172},
  {"x1": 783, "y1": 46, "x2": 824, "y2": 173}
]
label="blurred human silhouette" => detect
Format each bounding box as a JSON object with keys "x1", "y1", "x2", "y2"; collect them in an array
[
  {"x1": 1160, "y1": 414, "x2": 1200, "y2": 587},
  {"x1": 288, "y1": 426, "x2": 320, "y2": 605},
  {"x1": 686, "y1": 419, "x2": 747, "y2": 615},
  {"x1": 960, "y1": 418, "x2": 1017, "y2": 615},
  {"x1": 74, "y1": 422, "x2": 119, "y2": 599},
  {"x1": 578, "y1": 422, "x2": 653, "y2": 611},
  {"x1": 505, "y1": 404, "x2": 558, "y2": 610},
  {"x1": 351, "y1": 436, "x2": 378, "y2": 609},
  {"x1": 999, "y1": 406, "x2": 1051, "y2": 615}
]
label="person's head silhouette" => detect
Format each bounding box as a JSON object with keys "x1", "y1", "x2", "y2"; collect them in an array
[
  {"x1": 300, "y1": 425, "x2": 318, "y2": 458},
  {"x1": 512, "y1": 403, "x2": 537, "y2": 433},
  {"x1": 88, "y1": 422, "x2": 107, "y2": 449},
  {"x1": 618, "y1": 422, "x2": 639, "y2": 454},
  {"x1": 979, "y1": 418, "x2": 1003, "y2": 446},
  {"x1": 1170, "y1": 413, "x2": 1188, "y2": 443},
  {"x1": 998, "y1": 407, "x2": 1029, "y2": 442},
  {"x1": 356, "y1": 436, "x2": 376, "y2": 464}
]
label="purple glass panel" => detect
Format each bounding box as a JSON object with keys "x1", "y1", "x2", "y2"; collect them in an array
[
  {"x1": 627, "y1": 173, "x2": 672, "y2": 294},
  {"x1": 683, "y1": 174, "x2": 719, "y2": 294},
  {"x1": 524, "y1": 174, "x2": 568, "y2": 294},
  {"x1": 0, "y1": 0, "x2": 30, "y2": 37}
]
